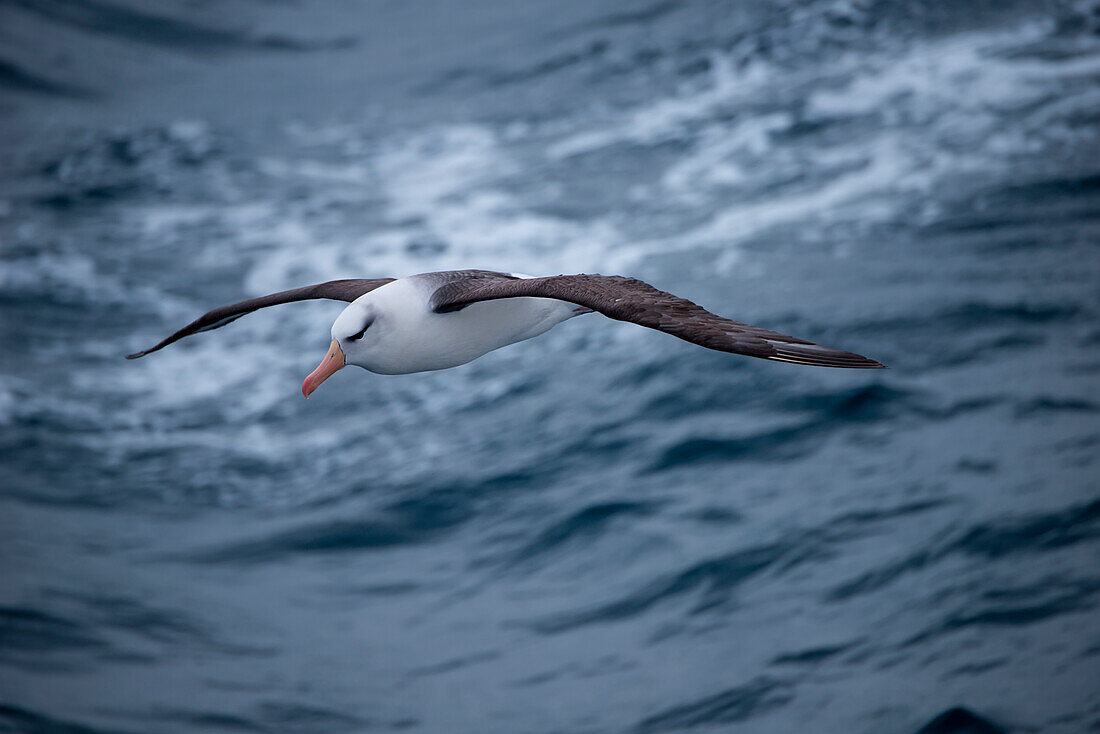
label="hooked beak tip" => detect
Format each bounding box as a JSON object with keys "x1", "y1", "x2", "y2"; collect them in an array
[{"x1": 302, "y1": 340, "x2": 345, "y2": 399}]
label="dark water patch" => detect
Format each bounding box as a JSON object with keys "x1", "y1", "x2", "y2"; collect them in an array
[
  {"x1": 795, "y1": 385, "x2": 1001, "y2": 425},
  {"x1": 531, "y1": 543, "x2": 785, "y2": 633},
  {"x1": 0, "y1": 606, "x2": 105, "y2": 654},
  {"x1": 573, "y1": 0, "x2": 681, "y2": 32},
  {"x1": 923, "y1": 203, "x2": 1100, "y2": 237},
  {"x1": 955, "y1": 458, "x2": 997, "y2": 474},
  {"x1": 1081, "y1": 328, "x2": 1100, "y2": 347},
  {"x1": 683, "y1": 506, "x2": 743, "y2": 524},
  {"x1": 647, "y1": 425, "x2": 820, "y2": 472},
  {"x1": 834, "y1": 500, "x2": 952, "y2": 527},
  {"x1": 135, "y1": 709, "x2": 264, "y2": 733},
  {"x1": 0, "y1": 459, "x2": 129, "y2": 512},
  {"x1": 510, "y1": 669, "x2": 560, "y2": 687},
  {"x1": 94, "y1": 650, "x2": 158, "y2": 666},
  {"x1": 488, "y1": 40, "x2": 611, "y2": 87},
  {"x1": 8, "y1": 0, "x2": 357, "y2": 54},
  {"x1": 636, "y1": 377, "x2": 751, "y2": 422},
  {"x1": 827, "y1": 546, "x2": 932, "y2": 602},
  {"x1": 923, "y1": 332, "x2": 1048, "y2": 369},
  {"x1": 631, "y1": 677, "x2": 794, "y2": 733},
  {"x1": 768, "y1": 500, "x2": 950, "y2": 579},
  {"x1": 0, "y1": 704, "x2": 139, "y2": 734},
  {"x1": 849, "y1": 301, "x2": 1081, "y2": 337},
  {"x1": 915, "y1": 707, "x2": 1007, "y2": 734},
  {"x1": 954, "y1": 498, "x2": 1100, "y2": 559},
  {"x1": 192, "y1": 490, "x2": 473, "y2": 563},
  {"x1": 37, "y1": 592, "x2": 278, "y2": 660},
  {"x1": 812, "y1": 501, "x2": 952, "y2": 551},
  {"x1": 942, "y1": 658, "x2": 1009, "y2": 679},
  {"x1": 987, "y1": 171, "x2": 1100, "y2": 205},
  {"x1": 47, "y1": 593, "x2": 208, "y2": 647},
  {"x1": 116, "y1": 700, "x2": 371, "y2": 733},
  {"x1": 419, "y1": 39, "x2": 610, "y2": 93},
  {"x1": 404, "y1": 234, "x2": 449, "y2": 258},
  {"x1": 908, "y1": 577, "x2": 1100, "y2": 646},
  {"x1": 648, "y1": 384, "x2": 1004, "y2": 472},
  {"x1": 774, "y1": 114, "x2": 851, "y2": 141},
  {"x1": 407, "y1": 650, "x2": 500, "y2": 678},
  {"x1": 777, "y1": 383, "x2": 914, "y2": 423},
  {"x1": 1014, "y1": 395, "x2": 1100, "y2": 418},
  {"x1": 956, "y1": 577, "x2": 1100, "y2": 626},
  {"x1": 35, "y1": 180, "x2": 145, "y2": 209},
  {"x1": 28, "y1": 124, "x2": 223, "y2": 210},
  {"x1": 37, "y1": 122, "x2": 219, "y2": 175},
  {"x1": 770, "y1": 640, "x2": 861, "y2": 666},
  {"x1": 984, "y1": 333, "x2": 1046, "y2": 353},
  {"x1": 1054, "y1": 432, "x2": 1100, "y2": 454},
  {"x1": 507, "y1": 501, "x2": 657, "y2": 566},
  {"x1": 341, "y1": 582, "x2": 421, "y2": 597},
  {"x1": 191, "y1": 516, "x2": 452, "y2": 563},
  {"x1": 921, "y1": 169, "x2": 1100, "y2": 237},
  {"x1": 0, "y1": 57, "x2": 93, "y2": 98},
  {"x1": 914, "y1": 396, "x2": 1005, "y2": 421},
  {"x1": 255, "y1": 702, "x2": 368, "y2": 733},
  {"x1": 830, "y1": 497, "x2": 1100, "y2": 601},
  {"x1": 252, "y1": 35, "x2": 357, "y2": 53},
  {"x1": 535, "y1": 498, "x2": 948, "y2": 633},
  {"x1": 647, "y1": 384, "x2": 936, "y2": 472},
  {"x1": 674, "y1": 54, "x2": 711, "y2": 78}
]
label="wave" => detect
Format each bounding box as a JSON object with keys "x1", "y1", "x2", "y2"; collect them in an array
[
  {"x1": 631, "y1": 677, "x2": 794, "y2": 733},
  {"x1": 530, "y1": 499, "x2": 950, "y2": 634},
  {"x1": 0, "y1": 57, "x2": 92, "y2": 98},
  {"x1": 0, "y1": 705, "x2": 138, "y2": 734},
  {"x1": 8, "y1": 0, "x2": 356, "y2": 54},
  {"x1": 828, "y1": 497, "x2": 1100, "y2": 601}
]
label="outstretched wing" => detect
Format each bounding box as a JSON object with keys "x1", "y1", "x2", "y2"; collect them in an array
[
  {"x1": 126, "y1": 278, "x2": 395, "y2": 359},
  {"x1": 430, "y1": 272, "x2": 885, "y2": 369}
]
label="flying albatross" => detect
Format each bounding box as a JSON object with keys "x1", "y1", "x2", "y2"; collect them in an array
[{"x1": 127, "y1": 270, "x2": 885, "y2": 396}]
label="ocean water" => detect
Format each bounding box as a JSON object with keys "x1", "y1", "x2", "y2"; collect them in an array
[{"x1": 1, "y1": 1, "x2": 1099, "y2": 732}]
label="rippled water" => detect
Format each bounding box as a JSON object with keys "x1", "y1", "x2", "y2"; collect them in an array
[{"x1": 2, "y1": 1, "x2": 1100, "y2": 732}]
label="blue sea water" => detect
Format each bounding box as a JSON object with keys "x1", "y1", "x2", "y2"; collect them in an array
[{"x1": 1, "y1": 1, "x2": 1099, "y2": 732}]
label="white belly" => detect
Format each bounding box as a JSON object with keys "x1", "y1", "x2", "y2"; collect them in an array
[{"x1": 359, "y1": 277, "x2": 580, "y2": 374}]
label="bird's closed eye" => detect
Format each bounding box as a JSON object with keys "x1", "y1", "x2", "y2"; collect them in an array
[{"x1": 347, "y1": 321, "x2": 372, "y2": 341}]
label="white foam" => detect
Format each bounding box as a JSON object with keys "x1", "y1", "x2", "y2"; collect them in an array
[
  {"x1": 548, "y1": 54, "x2": 770, "y2": 159},
  {"x1": 532, "y1": 19, "x2": 1096, "y2": 280},
  {"x1": 807, "y1": 28, "x2": 1049, "y2": 119},
  {"x1": 661, "y1": 113, "x2": 792, "y2": 198},
  {"x1": 368, "y1": 125, "x2": 627, "y2": 275}
]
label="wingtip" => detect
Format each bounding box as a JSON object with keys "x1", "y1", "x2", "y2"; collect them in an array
[{"x1": 125, "y1": 351, "x2": 146, "y2": 360}]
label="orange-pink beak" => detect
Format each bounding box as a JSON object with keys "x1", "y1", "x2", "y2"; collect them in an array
[{"x1": 302, "y1": 339, "x2": 345, "y2": 398}]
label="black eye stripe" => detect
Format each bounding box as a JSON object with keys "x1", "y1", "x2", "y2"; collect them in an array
[{"x1": 347, "y1": 320, "x2": 372, "y2": 341}]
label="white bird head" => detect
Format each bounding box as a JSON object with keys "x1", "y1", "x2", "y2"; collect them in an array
[{"x1": 301, "y1": 300, "x2": 376, "y2": 397}]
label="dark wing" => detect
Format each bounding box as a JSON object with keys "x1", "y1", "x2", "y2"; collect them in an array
[
  {"x1": 431, "y1": 273, "x2": 885, "y2": 369},
  {"x1": 126, "y1": 278, "x2": 395, "y2": 359}
]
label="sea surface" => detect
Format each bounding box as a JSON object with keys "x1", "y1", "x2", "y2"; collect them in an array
[{"x1": 1, "y1": 1, "x2": 1099, "y2": 732}]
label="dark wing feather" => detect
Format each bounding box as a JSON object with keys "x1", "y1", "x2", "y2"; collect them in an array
[
  {"x1": 126, "y1": 278, "x2": 395, "y2": 359},
  {"x1": 431, "y1": 273, "x2": 885, "y2": 369}
]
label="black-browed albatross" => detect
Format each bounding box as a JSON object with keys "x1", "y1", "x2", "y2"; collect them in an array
[{"x1": 127, "y1": 270, "x2": 885, "y2": 396}]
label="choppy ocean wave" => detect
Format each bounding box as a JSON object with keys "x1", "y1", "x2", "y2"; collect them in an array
[{"x1": 1, "y1": 0, "x2": 1099, "y2": 732}]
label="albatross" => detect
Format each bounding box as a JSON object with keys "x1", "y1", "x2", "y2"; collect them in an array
[{"x1": 127, "y1": 270, "x2": 885, "y2": 396}]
